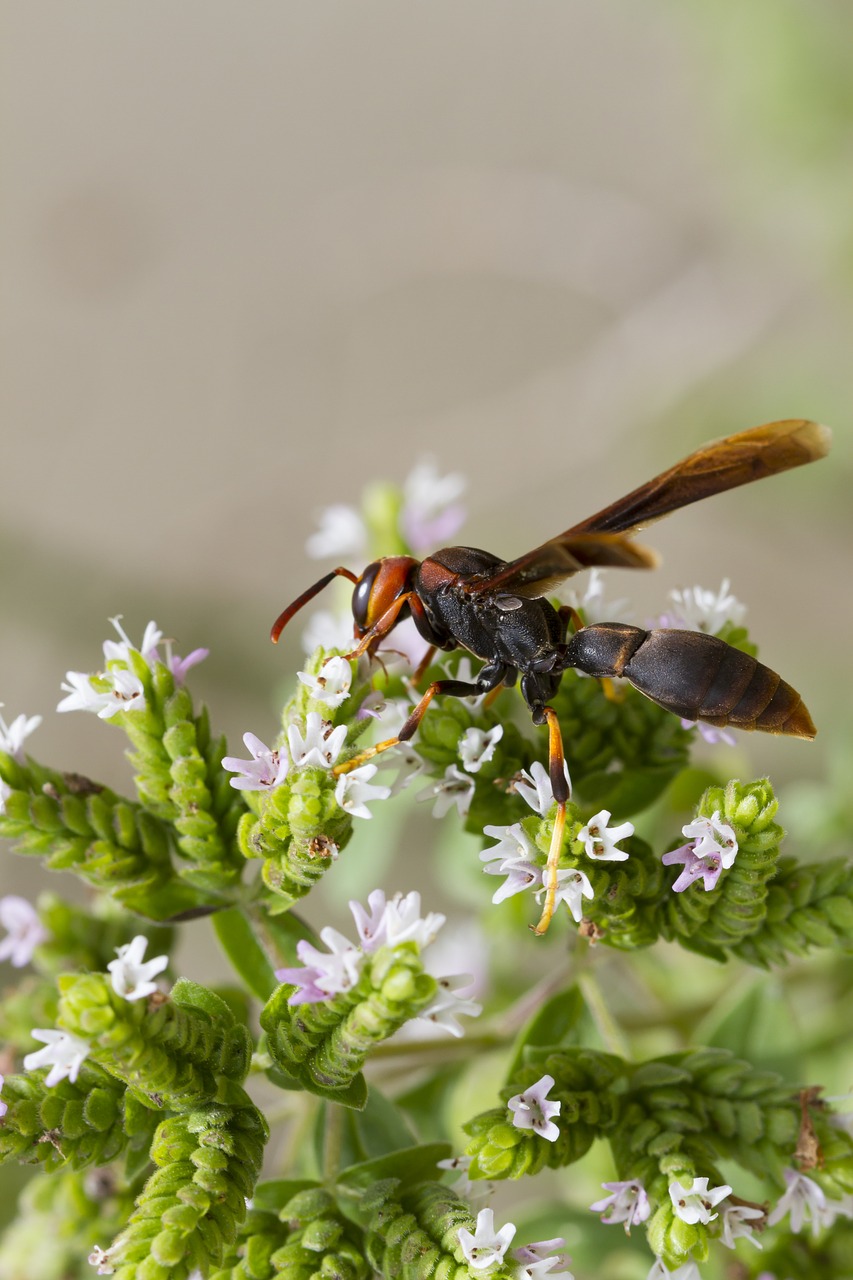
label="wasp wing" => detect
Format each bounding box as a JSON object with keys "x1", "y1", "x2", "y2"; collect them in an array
[
  {"x1": 464, "y1": 419, "x2": 829, "y2": 599},
  {"x1": 568, "y1": 418, "x2": 830, "y2": 536}
]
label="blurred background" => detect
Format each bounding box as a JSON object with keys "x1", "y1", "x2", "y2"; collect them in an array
[{"x1": 2, "y1": 2, "x2": 852, "y2": 894}]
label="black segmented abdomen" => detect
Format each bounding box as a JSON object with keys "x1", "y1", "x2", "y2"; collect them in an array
[{"x1": 563, "y1": 623, "x2": 816, "y2": 739}]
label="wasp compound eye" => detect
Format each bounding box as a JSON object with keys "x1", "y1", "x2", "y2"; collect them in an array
[{"x1": 352, "y1": 561, "x2": 382, "y2": 632}]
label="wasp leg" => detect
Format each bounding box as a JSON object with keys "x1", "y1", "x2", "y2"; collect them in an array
[
  {"x1": 342, "y1": 592, "x2": 415, "y2": 661},
  {"x1": 411, "y1": 644, "x2": 437, "y2": 686},
  {"x1": 333, "y1": 668, "x2": 506, "y2": 777},
  {"x1": 529, "y1": 705, "x2": 571, "y2": 936}
]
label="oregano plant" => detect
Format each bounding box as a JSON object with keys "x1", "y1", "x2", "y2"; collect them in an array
[{"x1": 1, "y1": 457, "x2": 851, "y2": 1280}]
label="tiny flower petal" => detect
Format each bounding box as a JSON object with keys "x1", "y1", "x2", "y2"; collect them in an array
[
  {"x1": 669, "y1": 1177, "x2": 732, "y2": 1225},
  {"x1": 57, "y1": 671, "x2": 115, "y2": 717},
  {"x1": 590, "y1": 1179, "x2": 651, "y2": 1229},
  {"x1": 512, "y1": 1238, "x2": 574, "y2": 1280},
  {"x1": 418, "y1": 973, "x2": 481, "y2": 1037},
  {"x1": 335, "y1": 763, "x2": 391, "y2": 819},
  {"x1": 718, "y1": 1201, "x2": 765, "y2": 1249},
  {"x1": 0, "y1": 896, "x2": 47, "y2": 967},
  {"x1": 457, "y1": 1208, "x2": 516, "y2": 1271},
  {"x1": 306, "y1": 504, "x2": 367, "y2": 559},
  {"x1": 508, "y1": 1074, "x2": 562, "y2": 1142},
  {"x1": 222, "y1": 732, "x2": 289, "y2": 791},
  {"x1": 681, "y1": 719, "x2": 737, "y2": 747},
  {"x1": 663, "y1": 578, "x2": 746, "y2": 634},
  {"x1": 287, "y1": 712, "x2": 347, "y2": 768},
  {"x1": 545, "y1": 868, "x2": 594, "y2": 922},
  {"x1": 88, "y1": 1245, "x2": 115, "y2": 1274},
  {"x1": 513, "y1": 760, "x2": 571, "y2": 814},
  {"x1": 0, "y1": 1074, "x2": 7, "y2": 1119},
  {"x1": 577, "y1": 810, "x2": 634, "y2": 861},
  {"x1": 107, "y1": 935, "x2": 169, "y2": 1002},
  {"x1": 297, "y1": 655, "x2": 353, "y2": 708},
  {"x1": 765, "y1": 1167, "x2": 849, "y2": 1235},
  {"x1": 646, "y1": 1261, "x2": 703, "y2": 1280},
  {"x1": 276, "y1": 927, "x2": 363, "y2": 1004},
  {"x1": 0, "y1": 706, "x2": 42, "y2": 762},
  {"x1": 458, "y1": 724, "x2": 503, "y2": 773},
  {"x1": 417, "y1": 764, "x2": 475, "y2": 819},
  {"x1": 438, "y1": 1154, "x2": 494, "y2": 1208},
  {"x1": 24, "y1": 1029, "x2": 91, "y2": 1087},
  {"x1": 97, "y1": 668, "x2": 146, "y2": 719},
  {"x1": 401, "y1": 457, "x2": 467, "y2": 552},
  {"x1": 682, "y1": 811, "x2": 738, "y2": 868},
  {"x1": 564, "y1": 568, "x2": 632, "y2": 624}
]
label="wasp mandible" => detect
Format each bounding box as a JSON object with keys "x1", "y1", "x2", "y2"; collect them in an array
[{"x1": 272, "y1": 419, "x2": 830, "y2": 934}]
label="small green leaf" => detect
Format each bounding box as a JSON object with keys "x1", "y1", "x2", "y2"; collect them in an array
[
  {"x1": 252, "y1": 1178, "x2": 320, "y2": 1213},
  {"x1": 336, "y1": 1143, "x2": 452, "y2": 1196}
]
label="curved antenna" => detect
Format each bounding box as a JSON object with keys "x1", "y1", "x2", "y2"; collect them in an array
[{"x1": 270, "y1": 566, "x2": 359, "y2": 643}]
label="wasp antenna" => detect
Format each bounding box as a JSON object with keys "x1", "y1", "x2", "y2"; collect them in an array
[
  {"x1": 271, "y1": 566, "x2": 359, "y2": 643},
  {"x1": 790, "y1": 419, "x2": 832, "y2": 461}
]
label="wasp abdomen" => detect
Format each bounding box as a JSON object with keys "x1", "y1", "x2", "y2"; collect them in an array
[{"x1": 564, "y1": 623, "x2": 816, "y2": 739}]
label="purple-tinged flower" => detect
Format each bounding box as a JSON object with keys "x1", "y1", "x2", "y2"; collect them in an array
[
  {"x1": 766, "y1": 1168, "x2": 846, "y2": 1235},
  {"x1": 287, "y1": 712, "x2": 347, "y2": 769},
  {"x1": 508, "y1": 1074, "x2": 562, "y2": 1142},
  {"x1": 457, "y1": 1208, "x2": 516, "y2": 1271},
  {"x1": 24, "y1": 1029, "x2": 91, "y2": 1087},
  {"x1": 437, "y1": 1154, "x2": 494, "y2": 1208},
  {"x1": 646, "y1": 1260, "x2": 702, "y2": 1280},
  {"x1": 458, "y1": 724, "x2": 503, "y2": 773},
  {"x1": 349, "y1": 888, "x2": 390, "y2": 952},
  {"x1": 662, "y1": 844, "x2": 723, "y2": 893},
  {"x1": 418, "y1": 973, "x2": 481, "y2": 1037},
  {"x1": 334, "y1": 764, "x2": 391, "y2": 819},
  {"x1": 297, "y1": 655, "x2": 353, "y2": 708},
  {"x1": 663, "y1": 810, "x2": 738, "y2": 893},
  {"x1": 401, "y1": 457, "x2": 467, "y2": 553},
  {"x1": 662, "y1": 579, "x2": 746, "y2": 634},
  {"x1": 0, "y1": 895, "x2": 47, "y2": 967},
  {"x1": 275, "y1": 927, "x2": 363, "y2": 1004},
  {"x1": 417, "y1": 764, "x2": 475, "y2": 819},
  {"x1": 88, "y1": 1245, "x2": 115, "y2": 1274},
  {"x1": 165, "y1": 645, "x2": 209, "y2": 684},
  {"x1": 306, "y1": 504, "x2": 367, "y2": 559},
  {"x1": 512, "y1": 1238, "x2": 574, "y2": 1280},
  {"x1": 106, "y1": 935, "x2": 169, "y2": 1002},
  {"x1": 222, "y1": 732, "x2": 289, "y2": 791},
  {"x1": 718, "y1": 1201, "x2": 765, "y2": 1249},
  {"x1": 681, "y1": 719, "x2": 737, "y2": 747},
  {"x1": 577, "y1": 810, "x2": 634, "y2": 861},
  {"x1": 513, "y1": 759, "x2": 571, "y2": 814},
  {"x1": 590, "y1": 1179, "x2": 651, "y2": 1230},
  {"x1": 369, "y1": 890, "x2": 446, "y2": 951},
  {"x1": 669, "y1": 1176, "x2": 732, "y2": 1225},
  {"x1": 0, "y1": 706, "x2": 42, "y2": 762},
  {"x1": 0, "y1": 1074, "x2": 7, "y2": 1119}
]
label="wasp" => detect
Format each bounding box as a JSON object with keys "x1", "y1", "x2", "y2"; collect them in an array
[{"x1": 272, "y1": 419, "x2": 830, "y2": 933}]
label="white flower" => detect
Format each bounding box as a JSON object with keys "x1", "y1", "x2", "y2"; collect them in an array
[
  {"x1": 646, "y1": 1261, "x2": 702, "y2": 1280},
  {"x1": 107, "y1": 935, "x2": 169, "y2": 1002},
  {"x1": 57, "y1": 671, "x2": 116, "y2": 717},
  {"x1": 564, "y1": 568, "x2": 632, "y2": 624},
  {"x1": 512, "y1": 1238, "x2": 574, "y2": 1280},
  {"x1": 287, "y1": 712, "x2": 347, "y2": 768},
  {"x1": 662, "y1": 579, "x2": 746, "y2": 634},
  {"x1": 480, "y1": 824, "x2": 541, "y2": 903},
  {"x1": 401, "y1": 457, "x2": 467, "y2": 552},
  {"x1": 301, "y1": 609, "x2": 356, "y2": 655},
  {"x1": 306, "y1": 504, "x2": 367, "y2": 559},
  {"x1": 590, "y1": 1179, "x2": 651, "y2": 1229},
  {"x1": 718, "y1": 1201, "x2": 765, "y2": 1249},
  {"x1": 577, "y1": 810, "x2": 634, "y2": 862},
  {"x1": 417, "y1": 764, "x2": 475, "y2": 819},
  {"x1": 418, "y1": 973, "x2": 482, "y2": 1037},
  {"x1": 458, "y1": 724, "x2": 503, "y2": 773},
  {"x1": 335, "y1": 764, "x2": 392, "y2": 818},
  {"x1": 513, "y1": 759, "x2": 572, "y2": 814},
  {"x1": 508, "y1": 1074, "x2": 562, "y2": 1142},
  {"x1": 457, "y1": 1208, "x2": 516, "y2": 1271},
  {"x1": 380, "y1": 890, "x2": 446, "y2": 950},
  {"x1": 765, "y1": 1167, "x2": 851, "y2": 1235},
  {"x1": 681, "y1": 811, "x2": 738, "y2": 869},
  {"x1": 88, "y1": 1245, "x2": 115, "y2": 1275},
  {"x1": 103, "y1": 616, "x2": 163, "y2": 665},
  {"x1": 276, "y1": 927, "x2": 364, "y2": 1004},
  {"x1": 437, "y1": 1154, "x2": 494, "y2": 1208},
  {"x1": 24, "y1": 1029, "x2": 91, "y2": 1087},
  {"x1": 0, "y1": 706, "x2": 42, "y2": 762},
  {"x1": 669, "y1": 1177, "x2": 732, "y2": 1225},
  {"x1": 0, "y1": 779, "x2": 9, "y2": 815},
  {"x1": 297, "y1": 656, "x2": 353, "y2": 709},
  {"x1": 0, "y1": 896, "x2": 47, "y2": 967},
  {"x1": 545, "y1": 869, "x2": 595, "y2": 922},
  {"x1": 222, "y1": 732, "x2": 290, "y2": 791}
]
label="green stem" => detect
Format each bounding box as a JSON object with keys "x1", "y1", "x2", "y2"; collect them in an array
[
  {"x1": 578, "y1": 971, "x2": 631, "y2": 1059},
  {"x1": 322, "y1": 1103, "x2": 346, "y2": 1183}
]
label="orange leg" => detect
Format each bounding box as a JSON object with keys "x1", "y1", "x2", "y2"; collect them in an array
[{"x1": 532, "y1": 706, "x2": 571, "y2": 936}]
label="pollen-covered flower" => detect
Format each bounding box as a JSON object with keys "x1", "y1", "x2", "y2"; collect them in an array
[
  {"x1": 306, "y1": 504, "x2": 368, "y2": 559},
  {"x1": 297, "y1": 655, "x2": 353, "y2": 708},
  {"x1": 287, "y1": 712, "x2": 347, "y2": 769},
  {"x1": 577, "y1": 810, "x2": 634, "y2": 861},
  {"x1": 663, "y1": 810, "x2": 738, "y2": 893},
  {"x1": 24, "y1": 1028, "x2": 91, "y2": 1087},
  {"x1": 418, "y1": 764, "x2": 475, "y2": 818},
  {"x1": 0, "y1": 895, "x2": 47, "y2": 967},
  {"x1": 512, "y1": 1238, "x2": 574, "y2": 1280},
  {"x1": 222, "y1": 732, "x2": 290, "y2": 791},
  {"x1": 275, "y1": 928, "x2": 364, "y2": 1004},
  {"x1": 718, "y1": 1201, "x2": 765, "y2": 1248},
  {"x1": 0, "y1": 706, "x2": 42, "y2": 762},
  {"x1": 458, "y1": 724, "x2": 503, "y2": 773},
  {"x1": 457, "y1": 1207, "x2": 516, "y2": 1271},
  {"x1": 401, "y1": 457, "x2": 467, "y2": 552},
  {"x1": 660, "y1": 578, "x2": 746, "y2": 634},
  {"x1": 106, "y1": 935, "x2": 169, "y2": 1002},
  {"x1": 669, "y1": 1176, "x2": 732, "y2": 1225},
  {"x1": 590, "y1": 1179, "x2": 651, "y2": 1229},
  {"x1": 513, "y1": 759, "x2": 571, "y2": 813},
  {"x1": 334, "y1": 763, "x2": 391, "y2": 819},
  {"x1": 507, "y1": 1074, "x2": 562, "y2": 1142}
]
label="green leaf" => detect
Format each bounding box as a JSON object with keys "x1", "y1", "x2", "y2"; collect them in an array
[
  {"x1": 574, "y1": 764, "x2": 681, "y2": 816},
  {"x1": 506, "y1": 985, "x2": 585, "y2": 1079},
  {"x1": 252, "y1": 1178, "x2": 320, "y2": 1213},
  {"x1": 336, "y1": 1143, "x2": 452, "y2": 1196},
  {"x1": 298, "y1": 1069, "x2": 369, "y2": 1112},
  {"x1": 113, "y1": 878, "x2": 215, "y2": 921},
  {"x1": 213, "y1": 907, "x2": 278, "y2": 1000},
  {"x1": 261, "y1": 908, "x2": 322, "y2": 968}
]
